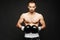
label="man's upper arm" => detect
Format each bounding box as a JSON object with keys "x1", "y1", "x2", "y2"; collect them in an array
[
  {"x1": 16, "y1": 13, "x2": 24, "y2": 28},
  {"x1": 18, "y1": 14, "x2": 24, "y2": 24},
  {"x1": 40, "y1": 14, "x2": 45, "y2": 24},
  {"x1": 39, "y1": 14, "x2": 46, "y2": 29}
]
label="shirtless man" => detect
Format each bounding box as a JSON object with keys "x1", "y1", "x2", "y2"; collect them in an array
[{"x1": 16, "y1": 1, "x2": 46, "y2": 40}]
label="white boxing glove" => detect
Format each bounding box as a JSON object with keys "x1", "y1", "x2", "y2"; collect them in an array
[
  {"x1": 38, "y1": 26, "x2": 42, "y2": 31},
  {"x1": 21, "y1": 26, "x2": 25, "y2": 31}
]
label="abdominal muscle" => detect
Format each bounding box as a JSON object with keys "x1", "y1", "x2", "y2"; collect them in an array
[{"x1": 24, "y1": 22, "x2": 39, "y2": 27}]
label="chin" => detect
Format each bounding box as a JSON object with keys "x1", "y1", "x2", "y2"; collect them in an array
[{"x1": 30, "y1": 11, "x2": 34, "y2": 13}]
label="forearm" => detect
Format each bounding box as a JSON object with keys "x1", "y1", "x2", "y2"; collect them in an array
[
  {"x1": 38, "y1": 25, "x2": 45, "y2": 31},
  {"x1": 16, "y1": 23, "x2": 25, "y2": 31},
  {"x1": 16, "y1": 23, "x2": 22, "y2": 28},
  {"x1": 41, "y1": 24, "x2": 46, "y2": 29}
]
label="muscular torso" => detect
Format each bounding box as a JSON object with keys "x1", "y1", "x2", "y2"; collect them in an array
[{"x1": 23, "y1": 12, "x2": 40, "y2": 26}]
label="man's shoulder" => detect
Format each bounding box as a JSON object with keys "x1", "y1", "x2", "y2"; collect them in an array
[
  {"x1": 21, "y1": 13, "x2": 27, "y2": 15},
  {"x1": 36, "y1": 12, "x2": 43, "y2": 16},
  {"x1": 36, "y1": 12, "x2": 44, "y2": 19},
  {"x1": 21, "y1": 13, "x2": 27, "y2": 17}
]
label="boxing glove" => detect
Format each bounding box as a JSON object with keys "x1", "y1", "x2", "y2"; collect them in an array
[
  {"x1": 24, "y1": 25, "x2": 31, "y2": 33},
  {"x1": 31, "y1": 25, "x2": 38, "y2": 33}
]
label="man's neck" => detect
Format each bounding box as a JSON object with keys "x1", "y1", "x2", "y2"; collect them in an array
[{"x1": 28, "y1": 12, "x2": 35, "y2": 15}]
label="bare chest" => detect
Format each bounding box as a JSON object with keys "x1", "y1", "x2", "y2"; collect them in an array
[{"x1": 24, "y1": 15, "x2": 40, "y2": 23}]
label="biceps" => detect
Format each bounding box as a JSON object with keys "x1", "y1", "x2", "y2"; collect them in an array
[
  {"x1": 40, "y1": 19, "x2": 45, "y2": 25},
  {"x1": 18, "y1": 18, "x2": 24, "y2": 24}
]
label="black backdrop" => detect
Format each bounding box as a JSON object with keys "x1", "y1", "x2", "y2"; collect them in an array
[{"x1": 0, "y1": 0, "x2": 59, "y2": 40}]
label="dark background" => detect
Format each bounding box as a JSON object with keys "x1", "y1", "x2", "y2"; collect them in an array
[{"x1": 0, "y1": 0, "x2": 59, "y2": 40}]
